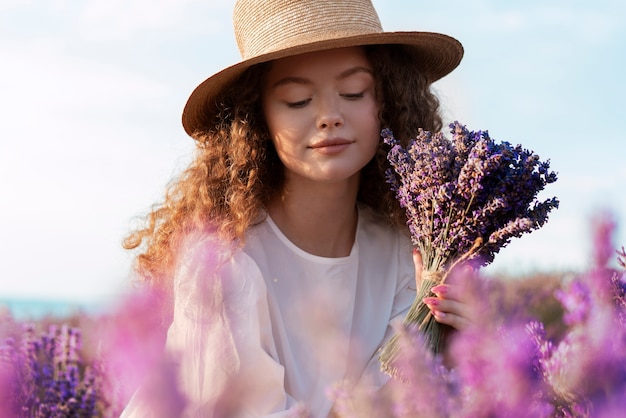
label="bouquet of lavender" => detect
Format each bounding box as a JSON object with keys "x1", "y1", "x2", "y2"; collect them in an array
[{"x1": 378, "y1": 121, "x2": 559, "y2": 372}]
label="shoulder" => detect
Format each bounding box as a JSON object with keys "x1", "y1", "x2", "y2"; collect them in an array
[
  {"x1": 172, "y1": 229, "x2": 267, "y2": 312},
  {"x1": 176, "y1": 229, "x2": 233, "y2": 269}
]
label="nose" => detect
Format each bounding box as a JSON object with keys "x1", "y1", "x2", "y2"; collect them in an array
[{"x1": 316, "y1": 96, "x2": 343, "y2": 130}]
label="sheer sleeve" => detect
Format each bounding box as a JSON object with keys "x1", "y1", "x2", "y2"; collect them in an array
[
  {"x1": 121, "y1": 232, "x2": 301, "y2": 418},
  {"x1": 359, "y1": 234, "x2": 416, "y2": 389}
]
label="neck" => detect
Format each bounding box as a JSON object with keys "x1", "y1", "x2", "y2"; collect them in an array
[{"x1": 268, "y1": 175, "x2": 360, "y2": 257}]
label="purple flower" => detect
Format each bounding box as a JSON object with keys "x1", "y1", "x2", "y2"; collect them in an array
[
  {"x1": 0, "y1": 323, "x2": 102, "y2": 417},
  {"x1": 555, "y1": 280, "x2": 591, "y2": 326},
  {"x1": 591, "y1": 211, "x2": 617, "y2": 269},
  {"x1": 451, "y1": 323, "x2": 554, "y2": 417},
  {"x1": 380, "y1": 122, "x2": 559, "y2": 361}
]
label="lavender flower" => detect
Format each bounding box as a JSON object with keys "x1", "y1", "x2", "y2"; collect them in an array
[
  {"x1": 90, "y1": 286, "x2": 175, "y2": 416},
  {"x1": 555, "y1": 281, "x2": 592, "y2": 326},
  {"x1": 617, "y1": 247, "x2": 626, "y2": 271},
  {"x1": 524, "y1": 213, "x2": 626, "y2": 417},
  {"x1": 330, "y1": 325, "x2": 456, "y2": 418},
  {"x1": 384, "y1": 326, "x2": 457, "y2": 417},
  {"x1": 611, "y1": 257, "x2": 626, "y2": 325},
  {"x1": 1, "y1": 216, "x2": 623, "y2": 417},
  {"x1": 379, "y1": 122, "x2": 559, "y2": 367},
  {"x1": 450, "y1": 323, "x2": 554, "y2": 417},
  {"x1": 0, "y1": 323, "x2": 102, "y2": 417},
  {"x1": 332, "y1": 214, "x2": 625, "y2": 418}
]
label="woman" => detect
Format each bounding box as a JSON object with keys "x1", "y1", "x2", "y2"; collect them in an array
[{"x1": 121, "y1": 0, "x2": 474, "y2": 416}]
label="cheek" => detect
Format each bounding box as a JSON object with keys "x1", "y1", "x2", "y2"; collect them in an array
[
  {"x1": 270, "y1": 131, "x2": 292, "y2": 156},
  {"x1": 263, "y1": 105, "x2": 303, "y2": 145},
  {"x1": 268, "y1": 129, "x2": 303, "y2": 168},
  {"x1": 363, "y1": 103, "x2": 382, "y2": 147},
  {"x1": 262, "y1": 100, "x2": 279, "y2": 138}
]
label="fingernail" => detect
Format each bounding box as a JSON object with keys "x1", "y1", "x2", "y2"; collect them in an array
[
  {"x1": 433, "y1": 310, "x2": 447, "y2": 318},
  {"x1": 431, "y1": 285, "x2": 448, "y2": 295},
  {"x1": 423, "y1": 297, "x2": 439, "y2": 306}
]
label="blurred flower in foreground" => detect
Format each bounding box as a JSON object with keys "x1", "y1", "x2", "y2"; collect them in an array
[
  {"x1": 528, "y1": 212, "x2": 626, "y2": 417},
  {"x1": 0, "y1": 324, "x2": 99, "y2": 417},
  {"x1": 2, "y1": 213, "x2": 624, "y2": 417},
  {"x1": 333, "y1": 212, "x2": 625, "y2": 418},
  {"x1": 91, "y1": 286, "x2": 185, "y2": 416}
]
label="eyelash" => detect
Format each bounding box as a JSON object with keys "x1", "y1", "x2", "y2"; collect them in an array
[
  {"x1": 341, "y1": 92, "x2": 365, "y2": 100},
  {"x1": 286, "y1": 92, "x2": 365, "y2": 108},
  {"x1": 287, "y1": 99, "x2": 311, "y2": 108}
]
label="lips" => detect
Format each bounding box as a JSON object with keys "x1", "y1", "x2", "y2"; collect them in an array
[
  {"x1": 309, "y1": 138, "x2": 354, "y2": 149},
  {"x1": 308, "y1": 138, "x2": 354, "y2": 155}
]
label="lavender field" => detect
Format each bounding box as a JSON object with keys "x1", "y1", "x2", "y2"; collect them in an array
[{"x1": 1, "y1": 214, "x2": 624, "y2": 418}]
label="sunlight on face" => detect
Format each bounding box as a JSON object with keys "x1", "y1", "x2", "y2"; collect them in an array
[{"x1": 262, "y1": 47, "x2": 381, "y2": 186}]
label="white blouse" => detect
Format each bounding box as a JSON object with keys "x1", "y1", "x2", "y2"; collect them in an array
[{"x1": 121, "y1": 204, "x2": 416, "y2": 418}]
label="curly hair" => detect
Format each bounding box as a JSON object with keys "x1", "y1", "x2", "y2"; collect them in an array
[{"x1": 123, "y1": 44, "x2": 443, "y2": 286}]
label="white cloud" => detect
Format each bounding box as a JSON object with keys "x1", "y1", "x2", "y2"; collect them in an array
[
  {"x1": 533, "y1": 6, "x2": 624, "y2": 46},
  {"x1": 0, "y1": 0, "x2": 34, "y2": 12},
  {"x1": 0, "y1": 39, "x2": 169, "y2": 122},
  {"x1": 0, "y1": 36, "x2": 192, "y2": 301},
  {"x1": 77, "y1": 0, "x2": 235, "y2": 41}
]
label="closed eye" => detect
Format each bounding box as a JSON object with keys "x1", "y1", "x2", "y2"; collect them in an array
[
  {"x1": 286, "y1": 99, "x2": 311, "y2": 108},
  {"x1": 341, "y1": 92, "x2": 365, "y2": 100}
]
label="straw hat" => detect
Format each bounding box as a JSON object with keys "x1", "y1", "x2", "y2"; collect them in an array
[{"x1": 182, "y1": 0, "x2": 463, "y2": 136}]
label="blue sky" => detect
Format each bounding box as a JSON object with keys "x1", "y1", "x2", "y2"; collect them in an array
[{"x1": 1, "y1": 0, "x2": 624, "y2": 303}]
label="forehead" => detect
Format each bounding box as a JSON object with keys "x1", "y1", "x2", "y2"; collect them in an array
[{"x1": 265, "y1": 46, "x2": 372, "y2": 80}]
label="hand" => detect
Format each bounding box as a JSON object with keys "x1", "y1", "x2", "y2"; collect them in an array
[{"x1": 413, "y1": 250, "x2": 477, "y2": 332}]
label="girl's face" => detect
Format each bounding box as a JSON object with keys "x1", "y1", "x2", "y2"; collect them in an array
[{"x1": 262, "y1": 47, "x2": 381, "y2": 185}]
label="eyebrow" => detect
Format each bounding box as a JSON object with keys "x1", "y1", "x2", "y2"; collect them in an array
[{"x1": 270, "y1": 66, "x2": 374, "y2": 89}]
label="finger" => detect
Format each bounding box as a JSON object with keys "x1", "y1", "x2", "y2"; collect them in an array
[
  {"x1": 430, "y1": 284, "x2": 465, "y2": 301},
  {"x1": 413, "y1": 248, "x2": 423, "y2": 289},
  {"x1": 430, "y1": 284, "x2": 450, "y2": 299},
  {"x1": 424, "y1": 300, "x2": 473, "y2": 330},
  {"x1": 423, "y1": 297, "x2": 470, "y2": 315},
  {"x1": 431, "y1": 309, "x2": 472, "y2": 331},
  {"x1": 431, "y1": 265, "x2": 476, "y2": 295},
  {"x1": 423, "y1": 297, "x2": 476, "y2": 329}
]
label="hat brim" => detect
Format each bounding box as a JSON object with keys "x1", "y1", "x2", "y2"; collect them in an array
[{"x1": 182, "y1": 31, "x2": 463, "y2": 136}]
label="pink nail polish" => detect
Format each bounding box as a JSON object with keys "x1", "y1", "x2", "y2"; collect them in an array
[
  {"x1": 434, "y1": 310, "x2": 447, "y2": 318},
  {"x1": 423, "y1": 297, "x2": 439, "y2": 306},
  {"x1": 431, "y1": 285, "x2": 448, "y2": 295}
]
